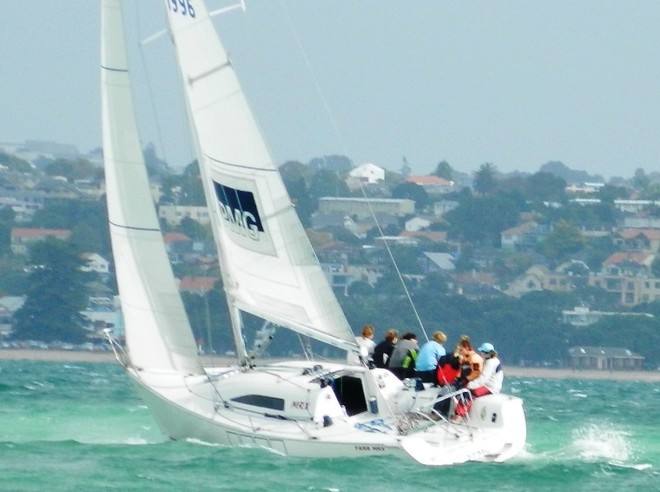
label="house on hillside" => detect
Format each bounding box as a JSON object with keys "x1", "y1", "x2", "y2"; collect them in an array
[
  {"x1": 81, "y1": 253, "x2": 110, "y2": 274},
  {"x1": 505, "y1": 265, "x2": 574, "y2": 297},
  {"x1": 404, "y1": 216, "x2": 432, "y2": 232},
  {"x1": 406, "y1": 175, "x2": 454, "y2": 195},
  {"x1": 433, "y1": 200, "x2": 459, "y2": 217},
  {"x1": 0, "y1": 190, "x2": 45, "y2": 222},
  {"x1": 588, "y1": 272, "x2": 660, "y2": 306},
  {"x1": 0, "y1": 296, "x2": 25, "y2": 338},
  {"x1": 614, "y1": 229, "x2": 660, "y2": 253},
  {"x1": 80, "y1": 296, "x2": 121, "y2": 337},
  {"x1": 568, "y1": 346, "x2": 644, "y2": 370},
  {"x1": 177, "y1": 276, "x2": 220, "y2": 294},
  {"x1": 601, "y1": 251, "x2": 654, "y2": 277},
  {"x1": 318, "y1": 197, "x2": 414, "y2": 219},
  {"x1": 158, "y1": 204, "x2": 211, "y2": 226},
  {"x1": 421, "y1": 252, "x2": 456, "y2": 273},
  {"x1": 163, "y1": 232, "x2": 192, "y2": 262},
  {"x1": 399, "y1": 230, "x2": 448, "y2": 244},
  {"x1": 10, "y1": 228, "x2": 72, "y2": 255},
  {"x1": 501, "y1": 221, "x2": 550, "y2": 251},
  {"x1": 562, "y1": 305, "x2": 654, "y2": 327},
  {"x1": 346, "y1": 163, "x2": 385, "y2": 189}
]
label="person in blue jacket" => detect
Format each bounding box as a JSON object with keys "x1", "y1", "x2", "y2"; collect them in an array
[{"x1": 415, "y1": 331, "x2": 447, "y2": 383}]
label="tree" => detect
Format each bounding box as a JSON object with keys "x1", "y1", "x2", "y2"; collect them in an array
[
  {"x1": 12, "y1": 238, "x2": 90, "y2": 343},
  {"x1": 280, "y1": 161, "x2": 315, "y2": 227},
  {"x1": 159, "y1": 166, "x2": 206, "y2": 206},
  {"x1": 632, "y1": 168, "x2": 650, "y2": 191},
  {"x1": 597, "y1": 184, "x2": 628, "y2": 203},
  {"x1": 279, "y1": 160, "x2": 310, "y2": 184},
  {"x1": 0, "y1": 206, "x2": 16, "y2": 256},
  {"x1": 445, "y1": 193, "x2": 521, "y2": 247},
  {"x1": 44, "y1": 158, "x2": 96, "y2": 182},
  {"x1": 391, "y1": 182, "x2": 429, "y2": 211},
  {"x1": 525, "y1": 172, "x2": 567, "y2": 203},
  {"x1": 538, "y1": 220, "x2": 585, "y2": 261},
  {"x1": 432, "y1": 160, "x2": 453, "y2": 181},
  {"x1": 0, "y1": 152, "x2": 34, "y2": 173},
  {"x1": 30, "y1": 200, "x2": 111, "y2": 255},
  {"x1": 179, "y1": 217, "x2": 212, "y2": 241},
  {"x1": 308, "y1": 169, "x2": 350, "y2": 202},
  {"x1": 308, "y1": 155, "x2": 352, "y2": 173},
  {"x1": 652, "y1": 257, "x2": 660, "y2": 278},
  {"x1": 473, "y1": 163, "x2": 498, "y2": 195}
]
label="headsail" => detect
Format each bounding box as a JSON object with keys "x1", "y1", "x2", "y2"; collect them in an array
[
  {"x1": 165, "y1": 2, "x2": 357, "y2": 353},
  {"x1": 101, "y1": 0, "x2": 202, "y2": 374}
]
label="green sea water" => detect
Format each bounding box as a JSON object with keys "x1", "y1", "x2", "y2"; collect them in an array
[{"x1": 1, "y1": 360, "x2": 658, "y2": 491}]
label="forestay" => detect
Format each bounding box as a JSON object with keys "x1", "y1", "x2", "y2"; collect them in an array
[{"x1": 165, "y1": 2, "x2": 357, "y2": 353}]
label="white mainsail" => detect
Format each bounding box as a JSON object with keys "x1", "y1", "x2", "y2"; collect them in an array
[
  {"x1": 101, "y1": 0, "x2": 202, "y2": 374},
  {"x1": 165, "y1": 3, "x2": 357, "y2": 353}
]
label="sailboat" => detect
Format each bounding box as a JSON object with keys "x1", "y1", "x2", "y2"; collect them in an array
[{"x1": 101, "y1": 0, "x2": 526, "y2": 466}]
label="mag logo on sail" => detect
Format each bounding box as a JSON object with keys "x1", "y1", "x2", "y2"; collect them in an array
[{"x1": 213, "y1": 181, "x2": 264, "y2": 241}]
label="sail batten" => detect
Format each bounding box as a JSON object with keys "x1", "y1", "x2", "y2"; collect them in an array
[{"x1": 165, "y1": 4, "x2": 357, "y2": 352}]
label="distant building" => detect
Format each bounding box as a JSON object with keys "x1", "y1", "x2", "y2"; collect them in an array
[
  {"x1": 614, "y1": 199, "x2": 656, "y2": 214},
  {"x1": 404, "y1": 216, "x2": 431, "y2": 232},
  {"x1": 565, "y1": 182, "x2": 605, "y2": 194},
  {"x1": 0, "y1": 296, "x2": 25, "y2": 338},
  {"x1": 158, "y1": 204, "x2": 211, "y2": 226},
  {"x1": 433, "y1": 200, "x2": 459, "y2": 217},
  {"x1": 10, "y1": 228, "x2": 72, "y2": 255},
  {"x1": 505, "y1": 265, "x2": 574, "y2": 297},
  {"x1": 318, "y1": 197, "x2": 415, "y2": 218},
  {"x1": 614, "y1": 229, "x2": 660, "y2": 253},
  {"x1": 588, "y1": 274, "x2": 660, "y2": 306},
  {"x1": 346, "y1": 163, "x2": 385, "y2": 188},
  {"x1": 80, "y1": 296, "x2": 121, "y2": 335},
  {"x1": 421, "y1": 252, "x2": 456, "y2": 272},
  {"x1": 163, "y1": 232, "x2": 192, "y2": 262},
  {"x1": 600, "y1": 251, "x2": 654, "y2": 277},
  {"x1": 177, "y1": 276, "x2": 220, "y2": 294},
  {"x1": 501, "y1": 221, "x2": 551, "y2": 251},
  {"x1": 568, "y1": 346, "x2": 644, "y2": 371},
  {"x1": 81, "y1": 253, "x2": 111, "y2": 274},
  {"x1": 562, "y1": 305, "x2": 654, "y2": 327},
  {"x1": 406, "y1": 175, "x2": 454, "y2": 195}
]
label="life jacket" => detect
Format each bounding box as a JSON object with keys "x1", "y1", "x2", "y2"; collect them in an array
[
  {"x1": 436, "y1": 354, "x2": 460, "y2": 386},
  {"x1": 402, "y1": 348, "x2": 418, "y2": 369}
]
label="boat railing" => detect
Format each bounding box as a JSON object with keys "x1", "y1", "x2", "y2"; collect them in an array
[{"x1": 397, "y1": 387, "x2": 474, "y2": 435}]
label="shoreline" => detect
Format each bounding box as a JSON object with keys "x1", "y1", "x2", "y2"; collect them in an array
[{"x1": 2, "y1": 349, "x2": 659, "y2": 382}]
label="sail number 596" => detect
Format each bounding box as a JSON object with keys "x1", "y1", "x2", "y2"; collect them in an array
[{"x1": 168, "y1": 0, "x2": 196, "y2": 18}]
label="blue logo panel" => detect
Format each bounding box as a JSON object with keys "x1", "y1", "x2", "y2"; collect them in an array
[{"x1": 213, "y1": 181, "x2": 264, "y2": 241}]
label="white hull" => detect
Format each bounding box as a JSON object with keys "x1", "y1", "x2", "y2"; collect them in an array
[{"x1": 127, "y1": 361, "x2": 526, "y2": 465}]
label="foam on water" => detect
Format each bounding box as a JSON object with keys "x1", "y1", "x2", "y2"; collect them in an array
[{"x1": 571, "y1": 422, "x2": 633, "y2": 461}]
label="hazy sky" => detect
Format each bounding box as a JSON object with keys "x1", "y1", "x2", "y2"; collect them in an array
[{"x1": 2, "y1": 1, "x2": 660, "y2": 179}]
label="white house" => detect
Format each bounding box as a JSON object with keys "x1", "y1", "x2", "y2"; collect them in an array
[
  {"x1": 405, "y1": 216, "x2": 432, "y2": 232},
  {"x1": 347, "y1": 162, "x2": 385, "y2": 187},
  {"x1": 81, "y1": 253, "x2": 111, "y2": 274}
]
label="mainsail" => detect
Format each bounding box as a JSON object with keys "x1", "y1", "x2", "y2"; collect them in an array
[
  {"x1": 101, "y1": 0, "x2": 202, "y2": 374},
  {"x1": 165, "y1": 3, "x2": 357, "y2": 353}
]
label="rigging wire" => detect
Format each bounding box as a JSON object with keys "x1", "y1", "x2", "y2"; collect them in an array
[
  {"x1": 278, "y1": 1, "x2": 429, "y2": 342},
  {"x1": 132, "y1": 3, "x2": 171, "y2": 169}
]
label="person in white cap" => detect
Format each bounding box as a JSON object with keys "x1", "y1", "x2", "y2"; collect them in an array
[{"x1": 467, "y1": 342, "x2": 503, "y2": 397}]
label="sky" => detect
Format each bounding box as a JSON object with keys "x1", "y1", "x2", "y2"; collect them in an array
[{"x1": 2, "y1": 1, "x2": 660, "y2": 179}]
